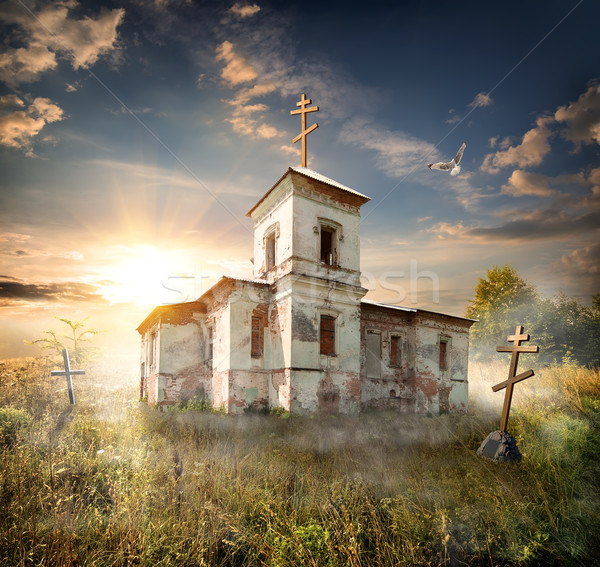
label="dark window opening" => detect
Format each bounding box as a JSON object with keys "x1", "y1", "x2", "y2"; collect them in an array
[
  {"x1": 439, "y1": 339, "x2": 448, "y2": 371},
  {"x1": 251, "y1": 316, "x2": 262, "y2": 357},
  {"x1": 390, "y1": 336, "x2": 402, "y2": 367},
  {"x1": 320, "y1": 315, "x2": 336, "y2": 355},
  {"x1": 320, "y1": 226, "x2": 336, "y2": 266},
  {"x1": 266, "y1": 234, "x2": 276, "y2": 271}
]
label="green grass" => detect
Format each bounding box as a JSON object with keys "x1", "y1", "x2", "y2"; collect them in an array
[{"x1": 1, "y1": 357, "x2": 599, "y2": 566}]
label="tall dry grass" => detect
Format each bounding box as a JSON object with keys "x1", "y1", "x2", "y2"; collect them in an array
[{"x1": 1, "y1": 356, "x2": 599, "y2": 566}]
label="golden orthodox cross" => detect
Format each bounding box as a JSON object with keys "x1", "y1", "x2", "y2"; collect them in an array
[
  {"x1": 51, "y1": 348, "x2": 85, "y2": 405},
  {"x1": 492, "y1": 325, "x2": 539, "y2": 432},
  {"x1": 290, "y1": 93, "x2": 319, "y2": 168}
]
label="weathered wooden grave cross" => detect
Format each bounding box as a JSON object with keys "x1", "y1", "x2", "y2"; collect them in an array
[
  {"x1": 51, "y1": 348, "x2": 85, "y2": 405},
  {"x1": 493, "y1": 325, "x2": 539, "y2": 432},
  {"x1": 290, "y1": 93, "x2": 319, "y2": 168}
]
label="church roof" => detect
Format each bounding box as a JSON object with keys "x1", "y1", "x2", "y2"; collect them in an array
[
  {"x1": 290, "y1": 167, "x2": 370, "y2": 199},
  {"x1": 246, "y1": 167, "x2": 370, "y2": 217},
  {"x1": 361, "y1": 298, "x2": 476, "y2": 324},
  {"x1": 136, "y1": 276, "x2": 269, "y2": 334},
  {"x1": 361, "y1": 299, "x2": 417, "y2": 313}
]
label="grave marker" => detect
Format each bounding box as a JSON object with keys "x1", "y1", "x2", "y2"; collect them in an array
[
  {"x1": 51, "y1": 349, "x2": 85, "y2": 405},
  {"x1": 477, "y1": 325, "x2": 539, "y2": 462}
]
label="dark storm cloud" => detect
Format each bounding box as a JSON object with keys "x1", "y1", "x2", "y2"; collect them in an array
[
  {"x1": 467, "y1": 211, "x2": 600, "y2": 241},
  {"x1": 0, "y1": 278, "x2": 108, "y2": 303}
]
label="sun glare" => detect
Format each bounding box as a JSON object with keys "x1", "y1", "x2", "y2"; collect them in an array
[{"x1": 97, "y1": 246, "x2": 208, "y2": 307}]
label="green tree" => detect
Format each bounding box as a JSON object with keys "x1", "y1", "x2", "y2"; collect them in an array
[
  {"x1": 27, "y1": 317, "x2": 101, "y2": 365},
  {"x1": 465, "y1": 265, "x2": 538, "y2": 357},
  {"x1": 466, "y1": 267, "x2": 600, "y2": 367}
]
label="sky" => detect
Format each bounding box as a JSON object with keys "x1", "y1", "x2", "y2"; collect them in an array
[{"x1": 0, "y1": 0, "x2": 599, "y2": 360}]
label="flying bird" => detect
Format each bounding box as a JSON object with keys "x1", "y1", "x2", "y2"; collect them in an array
[{"x1": 428, "y1": 141, "x2": 466, "y2": 176}]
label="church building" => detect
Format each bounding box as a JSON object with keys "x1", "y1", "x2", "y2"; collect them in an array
[{"x1": 137, "y1": 166, "x2": 474, "y2": 415}]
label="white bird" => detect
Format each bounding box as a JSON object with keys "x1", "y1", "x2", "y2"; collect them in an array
[{"x1": 428, "y1": 141, "x2": 466, "y2": 176}]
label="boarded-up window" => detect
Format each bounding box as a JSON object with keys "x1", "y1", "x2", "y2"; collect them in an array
[
  {"x1": 320, "y1": 315, "x2": 336, "y2": 355},
  {"x1": 390, "y1": 335, "x2": 402, "y2": 367},
  {"x1": 251, "y1": 316, "x2": 262, "y2": 357},
  {"x1": 320, "y1": 226, "x2": 337, "y2": 266},
  {"x1": 439, "y1": 339, "x2": 448, "y2": 371},
  {"x1": 366, "y1": 331, "x2": 381, "y2": 378},
  {"x1": 266, "y1": 233, "x2": 276, "y2": 271}
]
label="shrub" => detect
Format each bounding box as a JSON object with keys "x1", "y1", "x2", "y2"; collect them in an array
[{"x1": 0, "y1": 407, "x2": 32, "y2": 446}]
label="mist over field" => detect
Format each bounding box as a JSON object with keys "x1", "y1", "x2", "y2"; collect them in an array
[{"x1": 1, "y1": 353, "x2": 599, "y2": 566}]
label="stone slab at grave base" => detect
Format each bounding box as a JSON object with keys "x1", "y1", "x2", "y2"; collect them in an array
[{"x1": 477, "y1": 430, "x2": 522, "y2": 463}]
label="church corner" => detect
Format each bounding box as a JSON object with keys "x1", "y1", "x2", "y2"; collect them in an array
[{"x1": 136, "y1": 166, "x2": 475, "y2": 416}]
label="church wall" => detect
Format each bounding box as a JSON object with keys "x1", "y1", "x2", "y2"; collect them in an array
[
  {"x1": 413, "y1": 313, "x2": 471, "y2": 414},
  {"x1": 359, "y1": 305, "x2": 417, "y2": 412},
  {"x1": 268, "y1": 288, "x2": 292, "y2": 410},
  {"x1": 141, "y1": 327, "x2": 159, "y2": 406},
  {"x1": 287, "y1": 276, "x2": 364, "y2": 415},
  {"x1": 226, "y1": 284, "x2": 271, "y2": 414},
  {"x1": 292, "y1": 192, "x2": 362, "y2": 286},
  {"x1": 358, "y1": 305, "x2": 471, "y2": 414},
  {"x1": 252, "y1": 182, "x2": 294, "y2": 281},
  {"x1": 155, "y1": 320, "x2": 209, "y2": 406},
  {"x1": 229, "y1": 370, "x2": 270, "y2": 414},
  {"x1": 208, "y1": 301, "x2": 230, "y2": 411}
]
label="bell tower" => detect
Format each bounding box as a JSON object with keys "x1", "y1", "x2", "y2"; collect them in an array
[{"x1": 244, "y1": 94, "x2": 371, "y2": 414}]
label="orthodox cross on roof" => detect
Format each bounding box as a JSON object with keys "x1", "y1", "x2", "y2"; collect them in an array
[
  {"x1": 290, "y1": 93, "x2": 319, "y2": 168},
  {"x1": 51, "y1": 348, "x2": 85, "y2": 405},
  {"x1": 492, "y1": 325, "x2": 539, "y2": 433}
]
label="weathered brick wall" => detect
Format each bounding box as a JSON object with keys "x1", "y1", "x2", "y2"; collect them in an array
[{"x1": 359, "y1": 303, "x2": 472, "y2": 414}]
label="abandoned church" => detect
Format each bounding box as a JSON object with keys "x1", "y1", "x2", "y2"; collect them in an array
[
  {"x1": 137, "y1": 165, "x2": 475, "y2": 415},
  {"x1": 137, "y1": 94, "x2": 474, "y2": 415}
]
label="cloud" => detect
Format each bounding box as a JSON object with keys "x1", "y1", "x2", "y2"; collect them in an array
[
  {"x1": 554, "y1": 81, "x2": 600, "y2": 149},
  {"x1": 428, "y1": 167, "x2": 600, "y2": 243},
  {"x1": 428, "y1": 221, "x2": 468, "y2": 240},
  {"x1": 229, "y1": 3, "x2": 261, "y2": 18},
  {"x1": 229, "y1": 83, "x2": 277, "y2": 105},
  {"x1": 0, "y1": 94, "x2": 25, "y2": 110},
  {"x1": 481, "y1": 83, "x2": 600, "y2": 175},
  {"x1": 501, "y1": 170, "x2": 559, "y2": 197},
  {"x1": 481, "y1": 115, "x2": 554, "y2": 173},
  {"x1": 559, "y1": 242, "x2": 600, "y2": 277},
  {"x1": 0, "y1": 96, "x2": 64, "y2": 156},
  {"x1": 216, "y1": 40, "x2": 258, "y2": 86},
  {"x1": 467, "y1": 208, "x2": 600, "y2": 241},
  {"x1": 0, "y1": 277, "x2": 108, "y2": 303},
  {"x1": 278, "y1": 144, "x2": 300, "y2": 158},
  {"x1": 88, "y1": 159, "x2": 262, "y2": 197},
  {"x1": 0, "y1": 1, "x2": 124, "y2": 86},
  {"x1": 468, "y1": 92, "x2": 493, "y2": 108},
  {"x1": 215, "y1": 42, "x2": 284, "y2": 140},
  {"x1": 339, "y1": 119, "x2": 440, "y2": 178}
]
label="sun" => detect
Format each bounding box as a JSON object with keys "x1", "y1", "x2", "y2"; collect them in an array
[{"x1": 97, "y1": 245, "x2": 203, "y2": 307}]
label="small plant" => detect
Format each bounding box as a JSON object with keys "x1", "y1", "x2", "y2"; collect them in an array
[
  {"x1": 26, "y1": 317, "x2": 102, "y2": 365},
  {"x1": 271, "y1": 406, "x2": 292, "y2": 418},
  {"x1": 0, "y1": 407, "x2": 32, "y2": 446}
]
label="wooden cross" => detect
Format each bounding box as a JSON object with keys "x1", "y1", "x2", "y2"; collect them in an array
[
  {"x1": 290, "y1": 93, "x2": 319, "y2": 168},
  {"x1": 492, "y1": 325, "x2": 539, "y2": 432},
  {"x1": 51, "y1": 348, "x2": 85, "y2": 405}
]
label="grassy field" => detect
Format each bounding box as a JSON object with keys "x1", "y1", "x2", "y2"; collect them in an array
[{"x1": 1, "y1": 357, "x2": 599, "y2": 566}]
